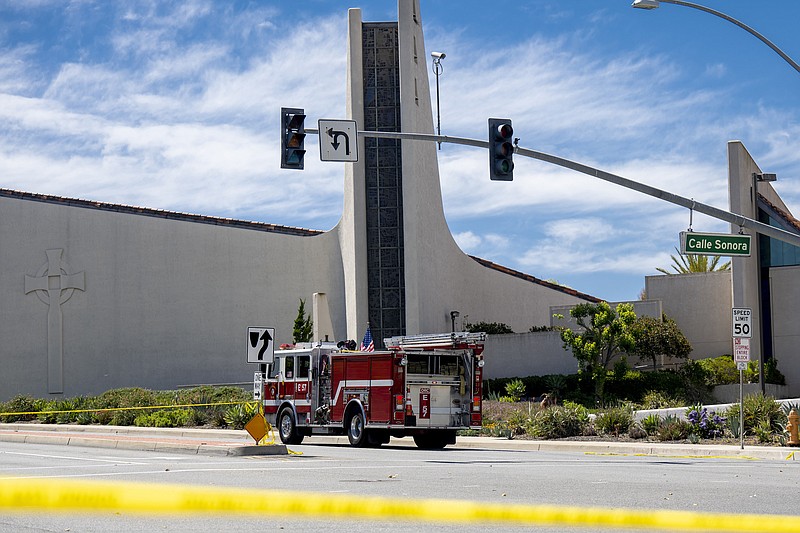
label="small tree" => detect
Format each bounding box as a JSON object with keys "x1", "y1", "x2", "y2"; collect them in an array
[
  {"x1": 628, "y1": 314, "x2": 692, "y2": 370},
  {"x1": 557, "y1": 302, "x2": 636, "y2": 405},
  {"x1": 292, "y1": 298, "x2": 313, "y2": 343}
]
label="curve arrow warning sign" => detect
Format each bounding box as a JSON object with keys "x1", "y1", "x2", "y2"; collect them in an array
[
  {"x1": 247, "y1": 327, "x2": 275, "y2": 364},
  {"x1": 319, "y1": 119, "x2": 358, "y2": 162}
]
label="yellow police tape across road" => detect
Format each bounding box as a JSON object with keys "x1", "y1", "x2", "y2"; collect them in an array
[
  {"x1": 0, "y1": 477, "x2": 798, "y2": 531},
  {"x1": 0, "y1": 401, "x2": 256, "y2": 418}
]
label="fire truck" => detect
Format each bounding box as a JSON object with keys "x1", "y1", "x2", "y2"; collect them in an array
[{"x1": 261, "y1": 332, "x2": 485, "y2": 449}]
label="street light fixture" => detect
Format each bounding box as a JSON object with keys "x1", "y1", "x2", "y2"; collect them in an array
[
  {"x1": 431, "y1": 51, "x2": 446, "y2": 149},
  {"x1": 754, "y1": 172, "x2": 777, "y2": 183},
  {"x1": 632, "y1": 0, "x2": 800, "y2": 75},
  {"x1": 450, "y1": 310, "x2": 460, "y2": 333}
]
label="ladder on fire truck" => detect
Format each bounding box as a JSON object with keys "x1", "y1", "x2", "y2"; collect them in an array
[{"x1": 384, "y1": 332, "x2": 486, "y2": 349}]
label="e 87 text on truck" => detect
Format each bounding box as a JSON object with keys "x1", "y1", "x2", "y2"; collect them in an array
[{"x1": 261, "y1": 332, "x2": 485, "y2": 449}]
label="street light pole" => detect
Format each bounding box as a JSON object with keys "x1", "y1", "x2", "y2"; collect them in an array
[{"x1": 632, "y1": 0, "x2": 800, "y2": 75}]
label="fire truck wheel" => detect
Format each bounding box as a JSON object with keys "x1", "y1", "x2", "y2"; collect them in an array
[
  {"x1": 278, "y1": 408, "x2": 304, "y2": 445},
  {"x1": 346, "y1": 411, "x2": 368, "y2": 447}
]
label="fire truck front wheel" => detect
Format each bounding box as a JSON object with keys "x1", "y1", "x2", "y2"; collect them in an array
[{"x1": 278, "y1": 408, "x2": 304, "y2": 445}]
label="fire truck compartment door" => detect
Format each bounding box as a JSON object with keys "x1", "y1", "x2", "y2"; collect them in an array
[{"x1": 409, "y1": 384, "x2": 458, "y2": 427}]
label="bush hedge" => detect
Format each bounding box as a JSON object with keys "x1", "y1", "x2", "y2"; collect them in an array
[{"x1": 0, "y1": 386, "x2": 252, "y2": 429}]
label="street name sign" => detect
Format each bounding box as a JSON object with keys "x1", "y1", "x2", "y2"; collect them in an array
[
  {"x1": 680, "y1": 231, "x2": 751, "y2": 257},
  {"x1": 733, "y1": 337, "x2": 750, "y2": 363},
  {"x1": 732, "y1": 307, "x2": 752, "y2": 338},
  {"x1": 319, "y1": 119, "x2": 358, "y2": 162},
  {"x1": 247, "y1": 327, "x2": 275, "y2": 364}
]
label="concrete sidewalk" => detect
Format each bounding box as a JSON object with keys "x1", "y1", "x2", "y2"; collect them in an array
[
  {"x1": 0, "y1": 423, "x2": 287, "y2": 456},
  {"x1": 0, "y1": 423, "x2": 797, "y2": 460}
]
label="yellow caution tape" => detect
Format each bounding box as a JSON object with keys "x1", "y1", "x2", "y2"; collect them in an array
[
  {"x1": 586, "y1": 452, "x2": 760, "y2": 461},
  {"x1": 0, "y1": 477, "x2": 799, "y2": 531},
  {"x1": 0, "y1": 401, "x2": 256, "y2": 417}
]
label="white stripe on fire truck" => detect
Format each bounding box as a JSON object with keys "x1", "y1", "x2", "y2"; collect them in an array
[{"x1": 331, "y1": 379, "x2": 393, "y2": 406}]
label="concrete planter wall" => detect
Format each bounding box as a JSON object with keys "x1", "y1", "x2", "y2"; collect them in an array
[{"x1": 713, "y1": 383, "x2": 790, "y2": 403}]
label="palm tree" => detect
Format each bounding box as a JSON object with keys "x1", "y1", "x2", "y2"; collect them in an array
[{"x1": 656, "y1": 247, "x2": 731, "y2": 275}]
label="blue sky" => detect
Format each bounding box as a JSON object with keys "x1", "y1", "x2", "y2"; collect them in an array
[{"x1": 1, "y1": 1, "x2": 798, "y2": 303}]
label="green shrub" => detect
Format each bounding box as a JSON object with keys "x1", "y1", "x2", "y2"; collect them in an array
[
  {"x1": 503, "y1": 379, "x2": 526, "y2": 402},
  {"x1": 697, "y1": 356, "x2": 738, "y2": 386},
  {"x1": 641, "y1": 413, "x2": 662, "y2": 435},
  {"x1": 544, "y1": 375, "x2": 567, "y2": 401},
  {"x1": 525, "y1": 403, "x2": 590, "y2": 439},
  {"x1": 604, "y1": 369, "x2": 687, "y2": 406},
  {"x1": 223, "y1": 403, "x2": 258, "y2": 430},
  {"x1": 110, "y1": 409, "x2": 139, "y2": 426},
  {"x1": 595, "y1": 404, "x2": 634, "y2": 436},
  {"x1": 36, "y1": 400, "x2": 59, "y2": 424},
  {"x1": 656, "y1": 415, "x2": 690, "y2": 441},
  {"x1": 466, "y1": 321, "x2": 513, "y2": 334},
  {"x1": 0, "y1": 395, "x2": 40, "y2": 422},
  {"x1": 75, "y1": 410, "x2": 95, "y2": 425},
  {"x1": 639, "y1": 390, "x2": 682, "y2": 410},
  {"x1": 764, "y1": 358, "x2": 786, "y2": 386},
  {"x1": 752, "y1": 419, "x2": 777, "y2": 444},
  {"x1": 91, "y1": 388, "x2": 157, "y2": 425},
  {"x1": 725, "y1": 394, "x2": 786, "y2": 436},
  {"x1": 676, "y1": 360, "x2": 714, "y2": 404},
  {"x1": 134, "y1": 409, "x2": 192, "y2": 428}
]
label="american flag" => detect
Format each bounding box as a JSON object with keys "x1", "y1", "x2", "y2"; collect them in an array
[{"x1": 360, "y1": 324, "x2": 374, "y2": 352}]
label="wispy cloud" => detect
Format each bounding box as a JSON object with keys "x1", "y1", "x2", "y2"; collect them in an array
[{"x1": 0, "y1": 3, "x2": 347, "y2": 225}]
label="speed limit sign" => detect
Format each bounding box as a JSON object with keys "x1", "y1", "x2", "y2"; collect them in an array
[{"x1": 732, "y1": 308, "x2": 752, "y2": 338}]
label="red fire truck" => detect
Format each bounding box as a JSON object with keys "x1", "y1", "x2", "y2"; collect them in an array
[{"x1": 262, "y1": 332, "x2": 485, "y2": 449}]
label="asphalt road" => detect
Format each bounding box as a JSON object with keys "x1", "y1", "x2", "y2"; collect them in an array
[{"x1": 1, "y1": 437, "x2": 798, "y2": 532}]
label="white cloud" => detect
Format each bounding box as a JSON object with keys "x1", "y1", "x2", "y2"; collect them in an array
[{"x1": 1, "y1": 1, "x2": 798, "y2": 301}]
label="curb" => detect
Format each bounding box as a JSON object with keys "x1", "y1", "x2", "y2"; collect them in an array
[
  {"x1": 0, "y1": 423, "x2": 286, "y2": 457},
  {"x1": 0, "y1": 424, "x2": 796, "y2": 460}
]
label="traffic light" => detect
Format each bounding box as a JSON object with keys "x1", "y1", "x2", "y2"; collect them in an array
[
  {"x1": 488, "y1": 118, "x2": 514, "y2": 181},
  {"x1": 281, "y1": 107, "x2": 306, "y2": 170}
]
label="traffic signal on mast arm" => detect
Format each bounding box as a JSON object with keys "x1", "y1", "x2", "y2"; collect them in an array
[
  {"x1": 281, "y1": 107, "x2": 306, "y2": 170},
  {"x1": 488, "y1": 118, "x2": 514, "y2": 181}
]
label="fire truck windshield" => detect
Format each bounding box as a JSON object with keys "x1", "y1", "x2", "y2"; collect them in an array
[{"x1": 268, "y1": 358, "x2": 280, "y2": 379}]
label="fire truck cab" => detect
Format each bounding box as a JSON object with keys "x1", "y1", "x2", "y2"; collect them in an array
[{"x1": 262, "y1": 332, "x2": 485, "y2": 449}]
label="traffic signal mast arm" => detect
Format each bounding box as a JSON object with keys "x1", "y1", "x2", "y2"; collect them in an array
[{"x1": 301, "y1": 127, "x2": 800, "y2": 249}]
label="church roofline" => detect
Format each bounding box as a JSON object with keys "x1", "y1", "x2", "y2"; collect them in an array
[
  {"x1": 0, "y1": 188, "x2": 323, "y2": 237},
  {"x1": 758, "y1": 192, "x2": 800, "y2": 234},
  {"x1": 469, "y1": 255, "x2": 602, "y2": 303}
]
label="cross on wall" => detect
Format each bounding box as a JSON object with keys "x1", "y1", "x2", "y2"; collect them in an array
[{"x1": 24, "y1": 249, "x2": 85, "y2": 394}]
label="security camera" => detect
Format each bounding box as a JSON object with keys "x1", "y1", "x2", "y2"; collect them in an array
[{"x1": 431, "y1": 51, "x2": 446, "y2": 60}]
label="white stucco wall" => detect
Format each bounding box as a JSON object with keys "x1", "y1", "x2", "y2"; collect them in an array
[
  {"x1": 1, "y1": 196, "x2": 346, "y2": 400},
  {"x1": 645, "y1": 271, "x2": 732, "y2": 358},
  {"x1": 482, "y1": 332, "x2": 575, "y2": 380}
]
